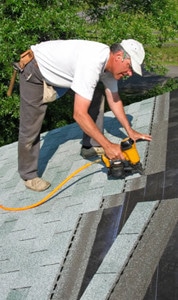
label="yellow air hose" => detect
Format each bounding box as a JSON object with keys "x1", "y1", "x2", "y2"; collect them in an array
[{"x1": 0, "y1": 158, "x2": 101, "y2": 212}]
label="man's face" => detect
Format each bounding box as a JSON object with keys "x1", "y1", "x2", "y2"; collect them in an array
[{"x1": 111, "y1": 51, "x2": 133, "y2": 80}]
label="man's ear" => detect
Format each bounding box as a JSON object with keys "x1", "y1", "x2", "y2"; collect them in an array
[{"x1": 115, "y1": 50, "x2": 123, "y2": 61}]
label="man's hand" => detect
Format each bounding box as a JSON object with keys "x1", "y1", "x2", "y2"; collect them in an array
[
  {"x1": 127, "y1": 128, "x2": 152, "y2": 142},
  {"x1": 104, "y1": 142, "x2": 125, "y2": 160}
]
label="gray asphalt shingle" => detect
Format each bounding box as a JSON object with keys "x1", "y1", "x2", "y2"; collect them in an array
[{"x1": 0, "y1": 91, "x2": 177, "y2": 300}]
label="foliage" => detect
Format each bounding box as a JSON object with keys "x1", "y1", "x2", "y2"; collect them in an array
[
  {"x1": 0, "y1": 0, "x2": 87, "y2": 146},
  {"x1": 0, "y1": 0, "x2": 178, "y2": 146}
]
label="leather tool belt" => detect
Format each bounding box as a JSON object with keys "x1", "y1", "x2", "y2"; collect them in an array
[
  {"x1": 7, "y1": 49, "x2": 34, "y2": 96},
  {"x1": 13, "y1": 49, "x2": 34, "y2": 72},
  {"x1": 7, "y1": 49, "x2": 57, "y2": 102}
]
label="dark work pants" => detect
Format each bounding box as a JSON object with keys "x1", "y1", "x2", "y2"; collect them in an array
[
  {"x1": 18, "y1": 59, "x2": 47, "y2": 180},
  {"x1": 82, "y1": 83, "x2": 105, "y2": 148},
  {"x1": 18, "y1": 60, "x2": 105, "y2": 180}
]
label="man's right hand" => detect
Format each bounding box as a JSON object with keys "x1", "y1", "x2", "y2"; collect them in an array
[{"x1": 104, "y1": 142, "x2": 125, "y2": 161}]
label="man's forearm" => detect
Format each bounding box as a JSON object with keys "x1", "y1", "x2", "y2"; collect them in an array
[
  {"x1": 106, "y1": 90, "x2": 132, "y2": 134},
  {"x1": 73, "y1": 92, "x2": 126, "y2": 159},
  {"x1": 106, "y1": 90, "x2": 152, "y2": 141},
  {"x1": 73, "y1": 111, "x2": 111, "y2": 149},
  {"x1": 113, "y1": 100, "x2": 133, "y2": 134}
]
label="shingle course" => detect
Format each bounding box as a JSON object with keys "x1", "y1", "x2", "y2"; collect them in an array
[{"x1": 0, "y1": 92, "x2": 176, "y2": 300}]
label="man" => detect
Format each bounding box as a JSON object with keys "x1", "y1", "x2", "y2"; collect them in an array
[{"x1": 18, "y1": 39, "x2": 152, "y2": 192}]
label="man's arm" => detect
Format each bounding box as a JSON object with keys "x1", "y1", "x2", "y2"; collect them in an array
[
  {"x1": 73, "y1": 93, "x2": 125, "y2": 160},
  {"x1": 105, "y1": 89, "x2": 152, "y2": 141}
]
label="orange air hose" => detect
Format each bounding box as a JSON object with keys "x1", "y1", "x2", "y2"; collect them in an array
[{"x1": 0, "y1": 159, "x2": 101, "y2": 212}]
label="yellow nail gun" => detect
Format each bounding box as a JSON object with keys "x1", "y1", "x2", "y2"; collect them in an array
[{"x1": 102, "y1": 137, "x2": 144, "y2": 179}]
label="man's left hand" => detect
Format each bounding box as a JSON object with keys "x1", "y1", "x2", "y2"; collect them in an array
[{"x1": 128, "y1": 128, "x2": 152, "y2": 142}]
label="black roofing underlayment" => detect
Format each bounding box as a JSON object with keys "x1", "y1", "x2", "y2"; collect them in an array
[{"x1": 78, "y1": 89, "x2": 178, "y2": 300}]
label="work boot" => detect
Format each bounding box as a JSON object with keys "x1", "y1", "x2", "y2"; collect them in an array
[
  {"x1": 24, "y1": 177, "x2": 51, "y2": 192},
  {"x1": 80, "y1": 146, "x2": 105, "y2": 158}
]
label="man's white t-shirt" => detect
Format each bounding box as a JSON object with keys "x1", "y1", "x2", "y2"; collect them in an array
[{"x1": 31, "y1": 39, "x2": 118, "y2": 100}]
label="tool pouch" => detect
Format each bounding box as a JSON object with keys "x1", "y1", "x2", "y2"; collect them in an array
[{"x1": 43, "y1": 81, "x2": 57, "y2": 103}]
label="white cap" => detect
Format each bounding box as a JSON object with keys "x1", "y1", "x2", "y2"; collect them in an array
[{"x1": 120, "y1": 39, "x2": 145, "y2": 76}]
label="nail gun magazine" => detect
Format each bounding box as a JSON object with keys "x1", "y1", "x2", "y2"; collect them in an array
[{"x1": 102, "y1": 137, "x2": 144, "y2": 179}]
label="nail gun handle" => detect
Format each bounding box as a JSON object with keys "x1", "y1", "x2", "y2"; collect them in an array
[
  {"x1": 7, "y1": 69, "x2": 17, "y2": 97},
  {"x1": 121, "y1": 138, "x2": 140, "y2": 164}
]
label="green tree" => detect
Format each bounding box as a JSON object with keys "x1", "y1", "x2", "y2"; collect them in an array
[
  {"x1": 0, "y1": 0, "x2": 178, "y2": 146},
  {"x1": 120, "y1": 0, "x2": 178, "y2": 44},
  {"x1": 0, "y1": 0, "x2": 87, "y2": 146}
]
